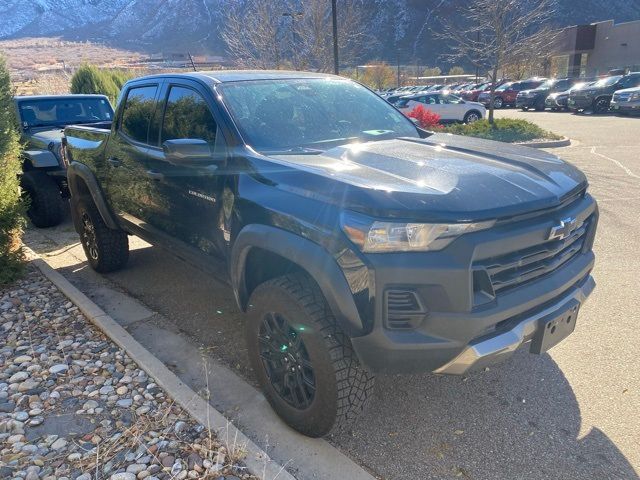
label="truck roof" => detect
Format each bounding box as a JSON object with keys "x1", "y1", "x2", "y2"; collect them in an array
[
  {"x1": 14, "y1": 94, "x2": 110, "y2": 102},
  {"x1": 130, "y1": 70, "x2": 340, "y2": 84}
]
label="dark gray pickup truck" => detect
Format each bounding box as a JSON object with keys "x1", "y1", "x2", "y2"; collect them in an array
[
  {"x1": 14, "y1": 95, "x2": 113, "y2": 227},
  {"x1": 63, "y1": 71, "x2": 598, "y2": 437}
]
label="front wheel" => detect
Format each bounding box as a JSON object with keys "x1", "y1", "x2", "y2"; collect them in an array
[
  {"x1": 246, "y1": 273, "x2": 375, "y2": 437},
  {"x1": 593, "y1": 97, "x2": 610, "y2": 114},
  {"x1": 493, "y1": 97, "x2": 504, "y2": 109},
  {"x1": 463, "y1": 110, "x2": 482, "y2": 124},
  {"x1": 76, "y1": 199, "x2": 129, "y2": 273},
  {"x1": 21, "y1": 171, "x2": 64, "y2": 228}
]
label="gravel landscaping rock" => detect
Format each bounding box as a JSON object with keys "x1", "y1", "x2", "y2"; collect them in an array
[{"x1": 0, "y1": 269, "x2": 258, "y2": 480}]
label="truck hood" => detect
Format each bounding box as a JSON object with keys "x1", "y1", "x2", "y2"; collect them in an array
[{"x1": 266, "y1": 134, "x2": 587, "y2": 221}]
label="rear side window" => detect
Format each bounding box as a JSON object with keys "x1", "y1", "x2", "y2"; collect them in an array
[
  {"x1": 120, "y1": 85, "x2": 158, "y2": 144},
  {"x1": 161, "y1": 86, "x2": 217, "y2": 145}
]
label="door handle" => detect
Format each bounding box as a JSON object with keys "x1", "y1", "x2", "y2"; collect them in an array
[
  {"x1": 107, "y1": 157, "x2": 122, "y2": 167},
  {"x1": 145, "y1": 170, "x2": 164, "y2": 181}
]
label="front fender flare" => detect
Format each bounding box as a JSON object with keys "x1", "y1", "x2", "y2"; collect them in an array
[
  {"x1": 231, "y1": 224, "x2": 364, "y2": 336},
  {"x1": 67, "y1": 162, "x2": 120, "y2": 231},
  {"x1": 23, "y1": 150, "x2": 59, "y2": 168}
]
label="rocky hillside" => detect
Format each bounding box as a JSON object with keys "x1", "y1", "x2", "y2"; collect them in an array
[{"x1": 1, "y1": 0, "x2": 639, "y2": 62}]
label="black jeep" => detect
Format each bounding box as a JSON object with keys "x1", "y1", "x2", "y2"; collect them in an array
[{"x1": 14, "y1": 95, "x2": 113, "y2": 227}]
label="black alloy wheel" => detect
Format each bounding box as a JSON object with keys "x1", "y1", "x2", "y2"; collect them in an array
[
  {"x1": 81, "y1": 211, "x2": 99, "y2": 262},
  {"x1": 258, "y1": 312, "x2": 316, "y2": 409}
]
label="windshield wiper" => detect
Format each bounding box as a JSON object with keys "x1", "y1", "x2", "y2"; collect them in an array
[{"x1": 264, "y1": 146, "x2": 324, "y2": 155}]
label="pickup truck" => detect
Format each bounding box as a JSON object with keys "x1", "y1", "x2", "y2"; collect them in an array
[
  {"x1": 64, "y1": 71, "x2": 598, "y2": 437},
  {"x1": 14, "y1": 95, "x2": 113, "y2": 227}
]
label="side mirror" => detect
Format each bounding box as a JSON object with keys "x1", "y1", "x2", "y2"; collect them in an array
[{"x1": 162, "y1": 139, "x2": 218, "y2": 166}]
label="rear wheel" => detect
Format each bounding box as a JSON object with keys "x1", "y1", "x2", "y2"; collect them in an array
[
  {"x1": 21, "y1": 171, "x2": 64, "y2": 228},
  {"x1": 246, "y1": 273, "x2": 375, "y2": 437},
  {"x1": 77, "y1": 199, "x2": 129, "y2": 273}
]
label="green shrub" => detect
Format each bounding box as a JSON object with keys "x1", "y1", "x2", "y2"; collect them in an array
[
  {"x1": 445, "y1": 118, "x2": 561, "y2": 143},
  {"x1": 70, "y1": 64, "x2": 134, "y2": 104},
  {"x1": 0, "y1": 55, "x2": 26, "y2": 284}
]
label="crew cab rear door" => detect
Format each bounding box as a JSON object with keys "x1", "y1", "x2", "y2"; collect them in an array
[{"x1": 104, "y1": 82, "x2": 161, "y2": 224}]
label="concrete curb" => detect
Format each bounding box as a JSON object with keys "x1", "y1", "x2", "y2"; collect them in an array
[
  {"x1": 24, "y1": 247, "x2": 296, "y2": 480},
  {"x1": 516, "y1": 136, "x2": 571, "y2": 148}
]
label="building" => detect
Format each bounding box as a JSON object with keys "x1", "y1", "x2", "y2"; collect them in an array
[{"x1": 553, "y1": 19, "x2": 640, "y2": 77}]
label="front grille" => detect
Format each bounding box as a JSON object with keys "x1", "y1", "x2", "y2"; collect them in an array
[
  {"x1": 384, "y1": 290, "x2": 427, "y2": 330},
  {"x1": 475, "y1": 218, "x2": 590, "y2": 294}
]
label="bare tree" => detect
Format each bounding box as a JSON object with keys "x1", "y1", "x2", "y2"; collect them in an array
[
  {"x1": 222, "y1": 0, "x2": 371, "y2": 72},
  {"x1": 221, "y1": 0, "x2": 293, "y2": 69},
  {"x1": 437, "y1": 0, "x2": 559, "y2": 123}
]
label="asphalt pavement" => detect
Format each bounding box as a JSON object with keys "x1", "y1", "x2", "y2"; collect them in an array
[{"x1": 24, "y1": 109, "x2": 640, "y2": 479}]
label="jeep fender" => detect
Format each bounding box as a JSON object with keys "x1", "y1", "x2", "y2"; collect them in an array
[
  {"x1": 23, "y1": 150, "x2": 59, "y2": 168},
  {"x1": 231, "y1": 224, "x2": 365, "y2": 336},
  {"x1": 67, "y1": 162, "x2": 120, "y2": 232}
]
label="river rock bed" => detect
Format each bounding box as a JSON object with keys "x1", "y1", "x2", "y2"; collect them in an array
[{"x1": 0, "y1": 268, "x2": 258, "y2": 480}]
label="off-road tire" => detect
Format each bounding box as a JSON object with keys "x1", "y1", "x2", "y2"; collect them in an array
[
  {"x1": 76, "y1": 199, "x2": 129, "y2": 273},
  {"x1": 246, "y1": 273, "x2": 375, "y2": 437},
  {"x1": 21, "y1": 171, "x2": 64, "y2": 228}
]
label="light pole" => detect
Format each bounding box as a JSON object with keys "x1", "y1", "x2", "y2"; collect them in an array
[{"x1": 331, "y1": 0, "x2": 339, "y2": 75}]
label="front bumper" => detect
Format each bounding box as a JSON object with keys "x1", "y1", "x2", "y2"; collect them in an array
[
  {"x1": 350, "y1": 195, "x2": 598, "y2": 374},
  {"x1": 516, "y1": 96, "x2": 538, "y2": 108},
  {"x1": 611, "y1": 100, "x2": 640, "y2": 113},
  {"x1": 568, "y1": 95, "x2": 593, "y2": 110},
  {"x1": 433, "y1": 275, "x2": 594, "y2": 374}
]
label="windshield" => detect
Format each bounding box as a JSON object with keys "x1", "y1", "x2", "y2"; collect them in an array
[
  {"x1": 594, "y1": 76, "x2": 622, "y2": 87},
  {"x1": 218, "y1": 78, "x2": 419, "y2": 152},
  {"x1": 19, "y1": 97, "x2": 113, "y2": 128},
  {"x1": 496, "y1": 82, "x2": 513, "y2": 91}
]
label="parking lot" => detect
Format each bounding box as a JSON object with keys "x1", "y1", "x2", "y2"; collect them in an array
[{"x1": 24, "y1": 109, "x2": 639, "y2": 480}]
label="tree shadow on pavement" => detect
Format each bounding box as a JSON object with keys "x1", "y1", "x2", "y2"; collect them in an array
[{"x1": 332, "y1": 349, "x2": 638, "y2": 480}]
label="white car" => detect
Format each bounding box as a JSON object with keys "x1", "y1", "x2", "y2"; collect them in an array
[{"x1": 395, "y1": 92, "x2": 486, "y2": 123}]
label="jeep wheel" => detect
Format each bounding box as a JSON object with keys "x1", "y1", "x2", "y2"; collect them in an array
[
  {"x1": 593, "y1": 97, "x2": 610, "y2": 114},
  {"x1": 246, "y1": 273, "x2": 375, "y2": 437},
  {"x1": 493, "y1": 97, "x2": 503, "y2": 109},
  {"x1": 21, "y1": 171, "x2": 64, "y2": 228},
  {"x1": 77, "y1": 199, "x2": 129, "y2": 273}
]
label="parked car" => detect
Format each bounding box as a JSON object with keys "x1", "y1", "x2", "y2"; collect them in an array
[
  {"x1": 64, "y1": 71, "x2": 598, "y2": 438},
  {"x1": 516, "y1": 78, "x2": 578, "y2": 111},
  {"x1": 478, "y1": 78, "x2": 545, "y2": 109},
  {"x1": 568, "y1": 73, "x2": 640, "y2": 113},
  {"x1": 13, "y1": 94, "x2": 114, "y2": 227},
  {"x1": 395, "y1": 92, "x2": 485, "y2": 123},
  {"x1": 460, "y1": 82, "x2": 490, "y2": 101},
  {"x1": 610, "y1": 86, "x2": 640, "y2": 115},
  {"x1": 545, "y1": 81, "x2": 594, "y2": 111}
]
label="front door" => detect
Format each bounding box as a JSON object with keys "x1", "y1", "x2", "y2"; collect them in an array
[{"x1": 141, "y1": 82, "x2": 227, "y2": 259}]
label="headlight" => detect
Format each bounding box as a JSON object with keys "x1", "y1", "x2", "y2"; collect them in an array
[
  {"x1": 630, "y1": 92, "x2": 640, "y2": 101},
  {"x1": 340, "y1": 212, "x2": 496, "y2": 253}
]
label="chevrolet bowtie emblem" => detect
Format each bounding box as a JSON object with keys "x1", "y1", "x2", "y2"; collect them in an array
[{"x1": 548, "y1": 217, "x2": 578, "y2": 241}]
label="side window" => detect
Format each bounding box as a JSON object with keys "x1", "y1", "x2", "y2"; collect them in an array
[
  {"x1": 120, "y1": 85, "x2": 158, "y2": 144},
  {"x1": 161, "y1": 86, "x2": 217, "y2": 145}
]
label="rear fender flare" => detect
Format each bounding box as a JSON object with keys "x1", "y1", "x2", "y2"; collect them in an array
[
  {"x1": 67, "y1": 162, "x2": 120, "y2": 232},
  {"x1": 231, "y1": 224, "x2": 365, "y2": 336}
]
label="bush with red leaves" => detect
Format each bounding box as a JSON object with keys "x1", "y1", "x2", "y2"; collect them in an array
[{"x1": 407, "y1": 104, "x2": 442, "y2": 129}]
